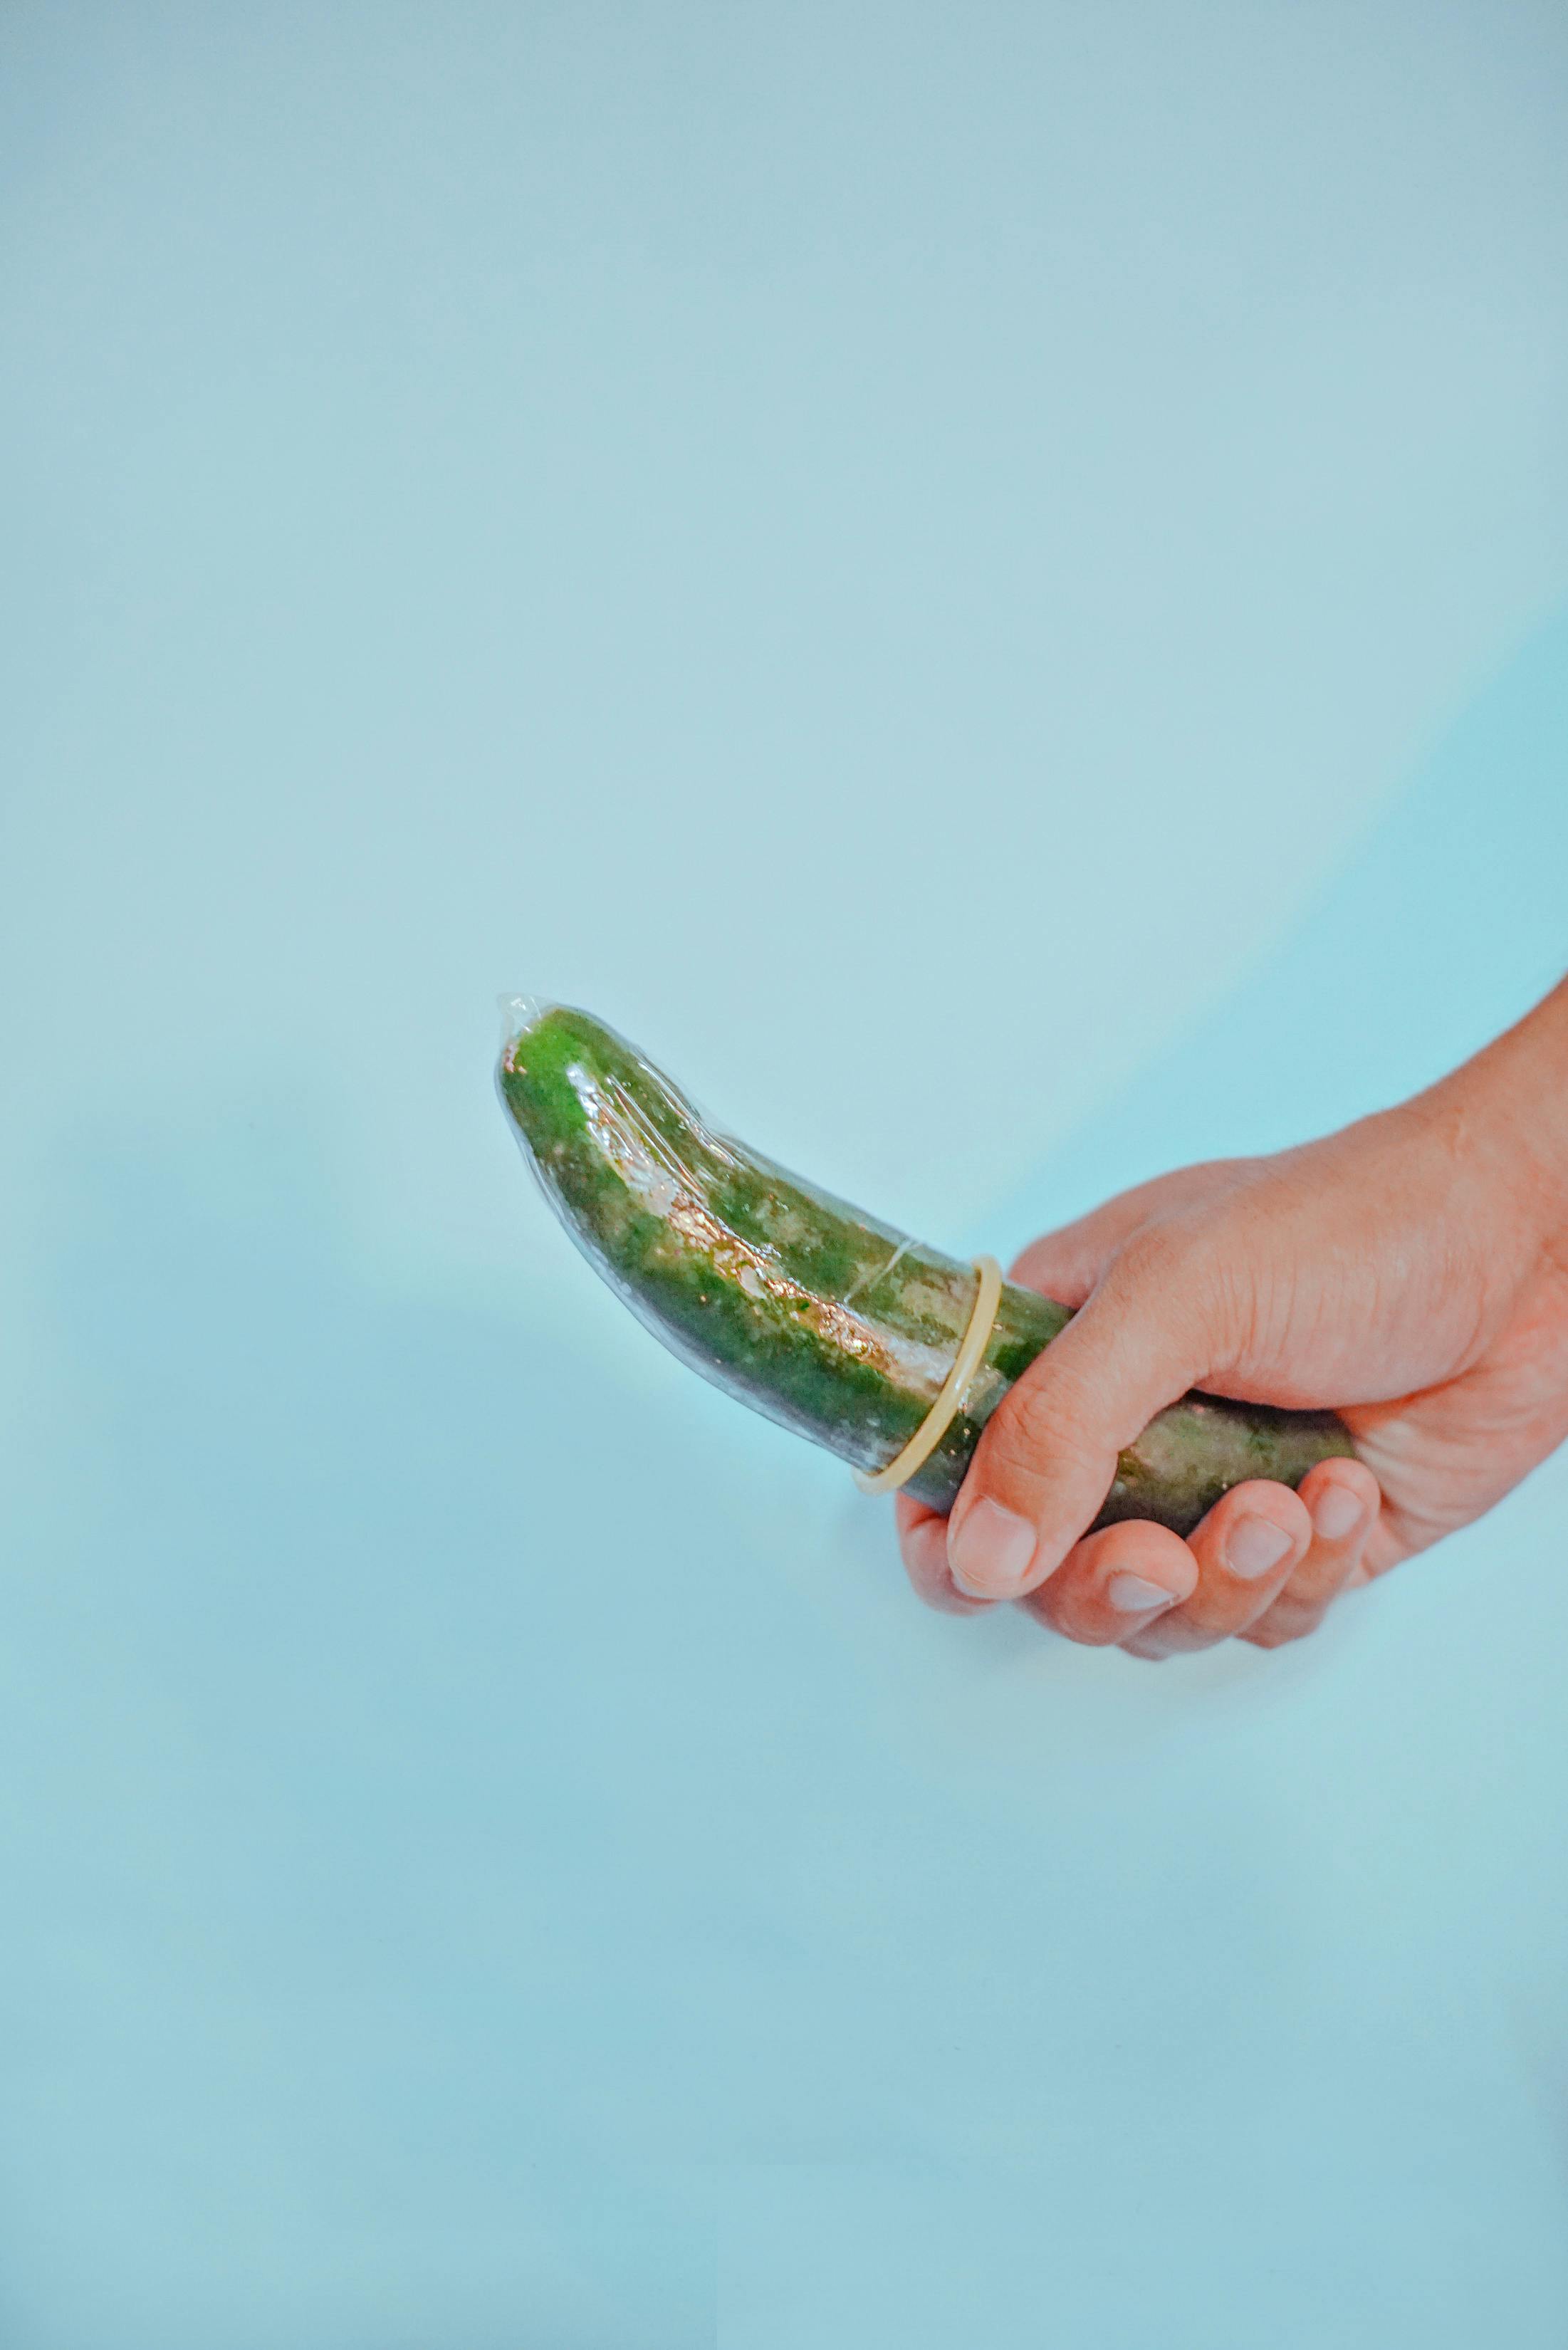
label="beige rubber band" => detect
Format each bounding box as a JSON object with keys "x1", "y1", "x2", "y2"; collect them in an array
[{"x1": 853, "y1": 1255, "x2": 1004, "y2": 1496}]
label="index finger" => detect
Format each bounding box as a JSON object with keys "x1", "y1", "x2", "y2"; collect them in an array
[{"x1": 894, "y1": 1491, "x2": 996, "y2": 1617}]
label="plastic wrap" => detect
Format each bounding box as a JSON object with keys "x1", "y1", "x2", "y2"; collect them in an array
[{"x1": 495, "y1": 998, "x2": 1355, "y2": 1526}]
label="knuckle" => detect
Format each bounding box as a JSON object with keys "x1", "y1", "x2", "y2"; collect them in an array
[
  {"x1": 1007, "y1": 1235, "x2": 1069, "y2": 1290},
  {"x1": 1107, "y1": 1221, "x2": 1187, "y2": 1292},
  {"x1": 1104, "y1": 1220, "x2": 1235, "y2": 1359},
  {"x1": 986, "y1": 1368, "x2": 1094, "y2": 1479}
]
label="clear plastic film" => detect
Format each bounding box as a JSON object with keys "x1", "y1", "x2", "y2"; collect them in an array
[{"x1": 495, "y1": 999, "x2": 1355, "y2": 1526}]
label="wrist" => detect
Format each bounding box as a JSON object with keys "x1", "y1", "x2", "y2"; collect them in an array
[{"x1": 1433, "y1": 976, "x2": 1568, "y2": 1256}]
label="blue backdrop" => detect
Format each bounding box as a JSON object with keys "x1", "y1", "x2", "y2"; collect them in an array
[{"x1": 4, "y1": 7, "x2": 1567, "y2": 2343}]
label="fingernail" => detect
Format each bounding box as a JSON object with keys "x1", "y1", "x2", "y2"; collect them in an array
[
  {"x1": 908, "y1": 1519, "x2": 953, "y2": 1582},
  {"x1": 1311, "y1": 1482, "x2": 1365, "y2": 1542},
  {"x1": 1106, "y1": 1571, "x2": 1178, "y2": 1615},
  {"x1": 1225, "y1": 1515, "x2": 1295, "y2": 1579},
  {"x1": 948, "y1": 1500, "x2": 1038, "y2": 1597}
]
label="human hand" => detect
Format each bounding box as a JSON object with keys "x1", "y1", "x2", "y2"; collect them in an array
[{"x1": 896, "y1": 981, "x2": 1568, "y2": 1656}]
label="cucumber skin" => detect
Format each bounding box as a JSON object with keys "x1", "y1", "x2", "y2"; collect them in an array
[{"x1": 497, "y1": 1004, "x2": 1354, "y2": 1532}]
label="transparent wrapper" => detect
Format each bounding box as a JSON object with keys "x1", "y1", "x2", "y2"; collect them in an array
[{"x1": 495, "y1": 996, "x2": 1354, "y2": 1527}]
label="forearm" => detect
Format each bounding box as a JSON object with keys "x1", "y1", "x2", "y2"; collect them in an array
[{"x1": 1417, "y1": 973, "x2": 1568, "y2": 1254}]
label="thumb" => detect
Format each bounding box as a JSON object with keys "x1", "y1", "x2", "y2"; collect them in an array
[{"x1": 946, "y1": 1233, "x2": 1216, "y2": 1600}]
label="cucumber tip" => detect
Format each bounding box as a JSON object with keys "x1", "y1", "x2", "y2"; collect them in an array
[
  {"x1": 496, "y1": 993, "x2": 557, "y2": 1077},
  {"x1": 498, "y1": 991, "x2": 552, "y2": 1041}
]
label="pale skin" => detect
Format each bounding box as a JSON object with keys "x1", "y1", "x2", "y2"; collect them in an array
[{"x1": 896, "y1": 976, "x2": 1568, "y2": 1656}]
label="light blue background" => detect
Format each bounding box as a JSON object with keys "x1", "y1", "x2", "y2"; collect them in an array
[{"x1": 3, "y1": 6, "x2": 1567, "y2": 2344}]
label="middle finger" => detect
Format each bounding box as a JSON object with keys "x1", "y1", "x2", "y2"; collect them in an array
[{"x1": 1120, "y1": 1477, "x2": 1312, "y2": 1659}]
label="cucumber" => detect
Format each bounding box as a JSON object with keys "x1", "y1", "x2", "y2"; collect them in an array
[{"x1": 496, "y1": 1000, "x2": 1354, "y2": 1531}]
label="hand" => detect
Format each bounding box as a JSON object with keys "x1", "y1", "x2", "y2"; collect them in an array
[{"x1": 896, "y1": 982, "x2": 1568, "y2": 1656}]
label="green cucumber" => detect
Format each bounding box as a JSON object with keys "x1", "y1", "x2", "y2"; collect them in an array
[{"x1": 496, "y1": 1000, "x2": 1354, "y2": 1530}]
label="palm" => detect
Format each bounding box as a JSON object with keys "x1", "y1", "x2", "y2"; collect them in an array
[
  {"x1": 1347, "y1": 1246, "x2": 1568, "y2": 1577},
  {"x1": 1003, "y1": 1107, "x2": 1568, "y2": 1626}
]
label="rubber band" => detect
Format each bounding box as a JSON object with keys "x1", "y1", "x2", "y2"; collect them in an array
[{"x1": 853, "y1": 1255, "x2": 1003, "y2": 1495}]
